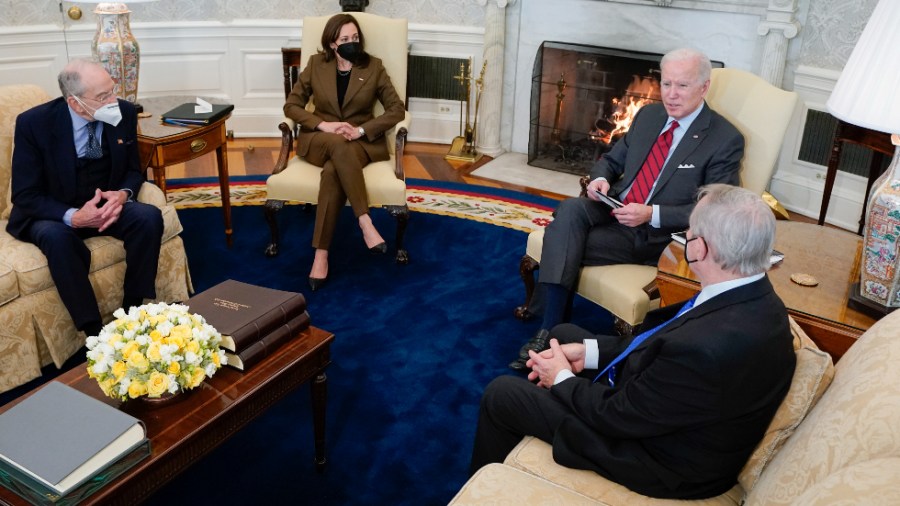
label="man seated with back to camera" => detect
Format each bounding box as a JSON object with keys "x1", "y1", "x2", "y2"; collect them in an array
[
  {"x1": 510, "y1": 47, "x2": 745, "y2": 371},
  {"x1": 470, "y1": 184, "x2": 796, "y2": 499},
  {"x1": 7, "y1": 59, "x2": 162, "y2": 339}
]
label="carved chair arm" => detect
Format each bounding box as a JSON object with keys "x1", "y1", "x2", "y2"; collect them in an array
[
  {"x1": 271, "y1": 118, "x2": 295, "y2": 175},
  {"x1": 579, "y1": 175, "x2": 591, "y2": 197}
]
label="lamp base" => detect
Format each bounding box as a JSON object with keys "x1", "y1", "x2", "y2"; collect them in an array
[{"x1": 848, "y1": 282, "x2": 898, "y2": 320}]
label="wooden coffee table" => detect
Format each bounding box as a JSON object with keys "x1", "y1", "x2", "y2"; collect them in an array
[
  {"x1": 136, "y1": 96, "x2": 234, "y2": 246},
  {"x1": 656, "y1": 221, "x2": 876, "y2": 361},
  {"x1": 0, "y1": 326, "x2": 333, "y2": 506}
]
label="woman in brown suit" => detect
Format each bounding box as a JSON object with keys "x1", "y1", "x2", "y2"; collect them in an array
[{"x1": 284, "y1": 13, "x2": 405, "y2": 290}]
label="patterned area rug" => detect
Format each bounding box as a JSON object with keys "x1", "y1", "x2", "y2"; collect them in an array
[{"x1": 166, "y1": 178, "x2": 556, "y2": 233}]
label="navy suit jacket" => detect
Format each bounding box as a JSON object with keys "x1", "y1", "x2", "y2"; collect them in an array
[
  {"x1": 591, "y1": 102, "x2": 744, "y2": 243},
  {"x1": 549, "y1": 277, "x2": 796, "y2": 499},
  {"x1": 7, "y1": 97, "x2": 143, "y2": 239}
]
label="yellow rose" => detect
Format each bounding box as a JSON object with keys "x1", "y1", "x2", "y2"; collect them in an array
[
  {"x1": 111, "y1": 361, "x2": 128, "y2": 381},
  {"x1": 168, "y1": 361, "x2": 181, "y2": 375},
  {"x1": 98, "y1": 378, "x2": 116, "y2": 396},
  {"x1": 149, "y1": 329, "x2": 163, "y2": 342},
  {"x1": 146, "y1": 342, "x2": 162, "y2": 362},
  {"x1": 146, "y1": 371, "x2": 169, "y2": 397},
  {"x1": 212, "y1": 351, "x2": 221, "y2": 367},
  {"x1": 127, "y1": 380, "x2": 148, "y2": 398},
  {"x1": 190, "y1": 368, "x2": 206, "y2": 388},
  {"x1": 127, "y1": 321, "x2": 138, "y2": 331},
  {"x1": 106, "y1": 333, "x2": 123, "y2": 347},
  {"x1": 126, "y1": 350, "x2": 149, "y2": 372},
  {"x1": 121, "y1": 340, "x2": 139, "y2": 358},
  {"x1": 185, "y1": 340, "x2": 200, "y2": 354},
  {"x1": 165, "y1": 333, "x2": 185, "y2": 349}
]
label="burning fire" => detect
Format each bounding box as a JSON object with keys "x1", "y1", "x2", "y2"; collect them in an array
[{"x1": 590, "y1": 75, "x2": 660, "y2": 145}]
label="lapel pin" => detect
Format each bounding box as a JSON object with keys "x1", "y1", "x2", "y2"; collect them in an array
[
  {"x1": 117, "y1": 139, "x2": 124, "y2": 144},
  {"x1": 692, "y1": 135, "x2": 699, "y2": 139}
]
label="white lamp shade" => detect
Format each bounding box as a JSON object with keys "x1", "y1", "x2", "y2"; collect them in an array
[{"x1": 826, "y1": 0, "x2": 900, "y2": 135}]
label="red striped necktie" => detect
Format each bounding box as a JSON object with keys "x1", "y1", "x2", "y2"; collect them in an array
[{"x1": 622, "y1": 120, "x2": 679, "y2": 205}]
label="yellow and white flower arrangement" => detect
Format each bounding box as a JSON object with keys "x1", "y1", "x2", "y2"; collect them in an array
[{"x1": 86, "y1": 302, "x2": 226, "y2": 401}]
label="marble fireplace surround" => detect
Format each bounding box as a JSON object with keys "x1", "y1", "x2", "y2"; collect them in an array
[{"x1": 479, "y1": 0, "x2": 803, "y2": 158}]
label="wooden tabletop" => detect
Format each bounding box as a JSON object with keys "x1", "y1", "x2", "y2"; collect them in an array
[
  {"x1": 0, "y1": 326, "x2": 334, "y2": 506},
  {"x1": 657, "y1": 221, "x2": 875, "y2": 358}
]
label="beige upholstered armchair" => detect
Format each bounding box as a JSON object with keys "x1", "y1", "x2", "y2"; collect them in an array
[
  {"x1": 515, "y1": 68, "x2": 799, "y2": 335},
  {"x1": 264, "y1": 13, "x2": 411, "y2": 264},
  {"x1": 0, "y1": 84, "x2": 193, "y2": 394}
]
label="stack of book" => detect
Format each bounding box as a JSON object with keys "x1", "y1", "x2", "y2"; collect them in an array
[
  {"x1": 0, "y1": 382, "x2": 150, "y2": 504},
  {"x1": 187, "y1": 280, "x2": 310, "y2": 371}
]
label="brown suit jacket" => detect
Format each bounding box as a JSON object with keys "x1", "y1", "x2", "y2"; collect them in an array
[{"x1": 284, "y1": 53, "x2": 405, "y2": 162}]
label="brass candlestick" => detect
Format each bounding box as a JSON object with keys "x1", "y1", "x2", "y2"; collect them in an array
[{"x1": 550, "y1": 73, "x2": 566, "y2": 144}]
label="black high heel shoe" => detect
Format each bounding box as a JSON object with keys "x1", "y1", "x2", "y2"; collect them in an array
[
  {"x1": 369, "y1": 242, "x2": 387, "y2": 254},
  {"x1": 308, "y1": 276, "x2": 327, "y2": 291}
]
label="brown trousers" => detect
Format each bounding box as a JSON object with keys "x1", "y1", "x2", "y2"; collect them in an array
[{"x1": 303, "y1": 133, "x2": 372, "y2": 249}]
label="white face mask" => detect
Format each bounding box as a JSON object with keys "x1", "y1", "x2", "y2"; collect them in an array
[{"x1": 72, "y1": 95, "x2": 123, "y2": 127}]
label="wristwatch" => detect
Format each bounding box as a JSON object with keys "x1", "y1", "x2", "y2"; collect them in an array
[{"x1": 358, "y1": 126, "x2": 365, "y2": 138}]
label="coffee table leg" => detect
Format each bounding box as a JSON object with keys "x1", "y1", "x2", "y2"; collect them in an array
[
  {"x1": 312, "y1": 371, "x2": 327, "y2": 472},
  {"x1": 216, "y1": 143, "x2": 233, "y2": 247}
]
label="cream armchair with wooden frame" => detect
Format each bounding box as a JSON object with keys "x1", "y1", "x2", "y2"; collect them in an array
[
  {"x1": 264, "y1": 13, "x2": 411, "y2": 264},
  {"x1": 515, "y1": 68, "x2": 799, "y2": 335},
  {"x1": 0, "y1": 84, "x2": 192, "y2": 394}
]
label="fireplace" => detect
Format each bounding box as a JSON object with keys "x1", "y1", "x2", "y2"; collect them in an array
[{"x1": 528, "y1": 42, "x2": 722, "y2": 176}]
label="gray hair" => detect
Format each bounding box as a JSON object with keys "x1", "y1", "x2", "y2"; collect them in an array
[
  {"x1": 660, "y1": 48, "x2": 711, "y2": 84},
  {"x1": 689, "y1": 184, "x2": 775, "y2": 276},
  {"x1": 57, "y1": 58, "x2": 99, "y2": 98}
]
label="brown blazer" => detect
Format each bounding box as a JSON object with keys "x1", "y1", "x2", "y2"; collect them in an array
[{"x1": 284, "y1": 53, "x2": 405, "y2": 163}]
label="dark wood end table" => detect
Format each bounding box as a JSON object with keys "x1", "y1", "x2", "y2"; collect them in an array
[
  {"x1": 657, "y1": 221, "x2": 875, "y2": 361},
  {"x1": 136, "y1": 96, "x2": 234, "y2": 246},
  {"x1": 0, "y1": 326, "x2": 334, "y2": 506}
]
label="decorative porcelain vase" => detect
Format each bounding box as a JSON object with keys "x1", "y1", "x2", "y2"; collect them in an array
[
  {"x1": 134, "y1": 389, "x2": 187, "y2": 408},
  {"x1": 860, "y1": 144, "x2": 900, "y2": 306},
  {"x1": 91, "y1": 3, "x2": 140, "y2": 102}
]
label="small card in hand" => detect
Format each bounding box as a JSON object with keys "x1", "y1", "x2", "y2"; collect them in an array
[{"x1": 593, "y1": 189, "x2": 623, "y2": 209}]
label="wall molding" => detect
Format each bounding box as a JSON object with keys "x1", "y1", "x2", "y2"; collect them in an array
[{"x1": 0, "y1": 20, "x2": 483, "y2": 141}]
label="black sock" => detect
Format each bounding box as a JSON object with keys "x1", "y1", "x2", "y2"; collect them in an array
[
  {"x1": 122, "y1": 296, "x2": 144, "y2": 310},
  {"x1": 540, "y1": 283, "x2": 570, "y2": 331}
]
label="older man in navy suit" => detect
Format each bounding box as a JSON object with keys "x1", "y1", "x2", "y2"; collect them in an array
[
  {"x1": 7, "y1": 59, "x2": 162, "y2": 338},
  {"x1": 510, "y1": 48, "x2": 745, "y2": 370},
  {"x1": 472, "y1": 184, "x2": 795, "y2": 499}
]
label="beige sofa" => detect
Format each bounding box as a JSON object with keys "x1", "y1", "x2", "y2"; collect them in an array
[
  {"x1": 0, "y1": 84, "x2": 193, "y2": 394},
  {"x1": 452, "y1": 313, "x2": 900, "y2": 505}
]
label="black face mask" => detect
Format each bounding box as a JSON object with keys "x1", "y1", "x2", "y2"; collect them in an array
[{"x1": 336, "y1": 42, "x2": 364, "y2": 65}]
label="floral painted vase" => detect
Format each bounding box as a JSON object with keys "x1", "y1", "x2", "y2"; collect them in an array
[{"x1": 860, "y1": 144, "x2": 900, "y2": 306}]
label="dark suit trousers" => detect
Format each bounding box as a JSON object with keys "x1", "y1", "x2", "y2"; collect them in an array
[
  {"x1": 304, "y1": 133, "x2": 372, "y2": 250},
  {"x1": 22, "y1": 202, "x2": 163, "y2": 330},
  {"x1": 538, "y1": 197, "x2": 664, "y2": 290}
]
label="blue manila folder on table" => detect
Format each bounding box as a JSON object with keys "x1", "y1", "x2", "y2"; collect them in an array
[{"x1": 0, "y1": 382, "x2": 149, "y2": 504}]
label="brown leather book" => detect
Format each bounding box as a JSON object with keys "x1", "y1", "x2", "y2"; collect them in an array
[
  {"x1": 223, "y1": 311, "x2": 311, "y2": 371},
  {"x1": 186, "y1": 280, "x2": 307, "y2": 352}
]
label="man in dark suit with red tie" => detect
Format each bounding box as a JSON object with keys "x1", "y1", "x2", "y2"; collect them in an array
[
  {"x1": 471, "y1": 184, "x2": 796, "y2": 499},
  {"x1": 7, "y1": 59, "x2": 163, "y2": 338},
  {"x1": 510, "y1": 48, "x2": 745, "y2": 370}
]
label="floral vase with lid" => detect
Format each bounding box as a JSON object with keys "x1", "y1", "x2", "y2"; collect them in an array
[{"x1": 860, "y1": 140, "x2": 900, "y2": 306}]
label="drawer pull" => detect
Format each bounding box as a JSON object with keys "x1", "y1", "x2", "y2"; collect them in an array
[{"x1": 190, "y1": 139, "x2": 207, "y2": 153}]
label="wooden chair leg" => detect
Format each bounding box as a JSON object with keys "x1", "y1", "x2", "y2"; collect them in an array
[
  {"x1": 386, "y1": 204, "x2": 409, "y2": 265},
  {"x1": 514, "y1": 255, "x2": 540, "y2": 320},
  {"x1": 264, "y1": 199, "x2": 284, "y2": 257},
  {"x1": 613, "y1": 318, "x2": 636, "y2": 338}
]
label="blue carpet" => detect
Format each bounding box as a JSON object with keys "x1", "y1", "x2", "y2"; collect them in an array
[{"x1": 3, "y1": 186, "x2": 613, "y2": 505}]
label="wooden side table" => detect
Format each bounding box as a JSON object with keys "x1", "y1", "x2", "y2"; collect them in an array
[
  {"x1": 656, "y1": 221, "x2": 875, "y2": 361},
  {"x1": 136, "y1": 96, "x2": 234, "y2": 246},
  {"x1": 817, "y1": 119, "x2": 894, "y2": 234}
]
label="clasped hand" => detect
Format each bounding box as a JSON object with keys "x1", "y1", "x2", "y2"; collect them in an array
[
  {"x1": 585, "y1": 178, "x2": 652, "y2": 227},
  {"x1": 318, "y1": 121, "x2": 363, "y2": 141},
  {"x1": 526, "y1": 339, "x2": 586, "y2": 389},
  {"x1": 71, "y1": 189, "x2": 126, "y2": 232}
]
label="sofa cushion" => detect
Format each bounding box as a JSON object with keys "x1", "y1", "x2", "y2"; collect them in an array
[
  {"x1": 504, "y1": 436, "x2": 744, "y2": 505},
  {"x1": 790, "y1": 458, "x2": 900, "y2": 505},
  {"x1": 0, "y1": 256, "x2": 16, "y2": 306},
  {"x1": 745, "y1": 310, "x2": 900, "y2": 506},
  {"x1": 449, "y1": 463, "x2": 600, "y2": 505},
  {"x1": 738, "y1": 317, "x2": 834, "y2": 492}
]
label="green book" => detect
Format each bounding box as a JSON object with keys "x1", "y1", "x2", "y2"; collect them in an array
[{"x1": 0, "y1": 382, "x2": 150, "y2": 504}]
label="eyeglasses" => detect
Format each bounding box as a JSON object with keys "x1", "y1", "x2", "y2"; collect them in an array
[{"x1": 80, "y1": 90, "x2": 116, "y2": 104}]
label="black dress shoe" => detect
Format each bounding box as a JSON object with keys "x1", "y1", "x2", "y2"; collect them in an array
[
  {"x1": 508, "y1": 357, "x2": 529, "y2": 371},
  {"x1": 308, "y1": 276, "x2": 327, "y2": 291},
  {"x1": 517, "y1": 328, "x2": 551, "y2": 360},
  {"x1": 369, "y1": 242, "x2": 387, "y2": 254}
]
